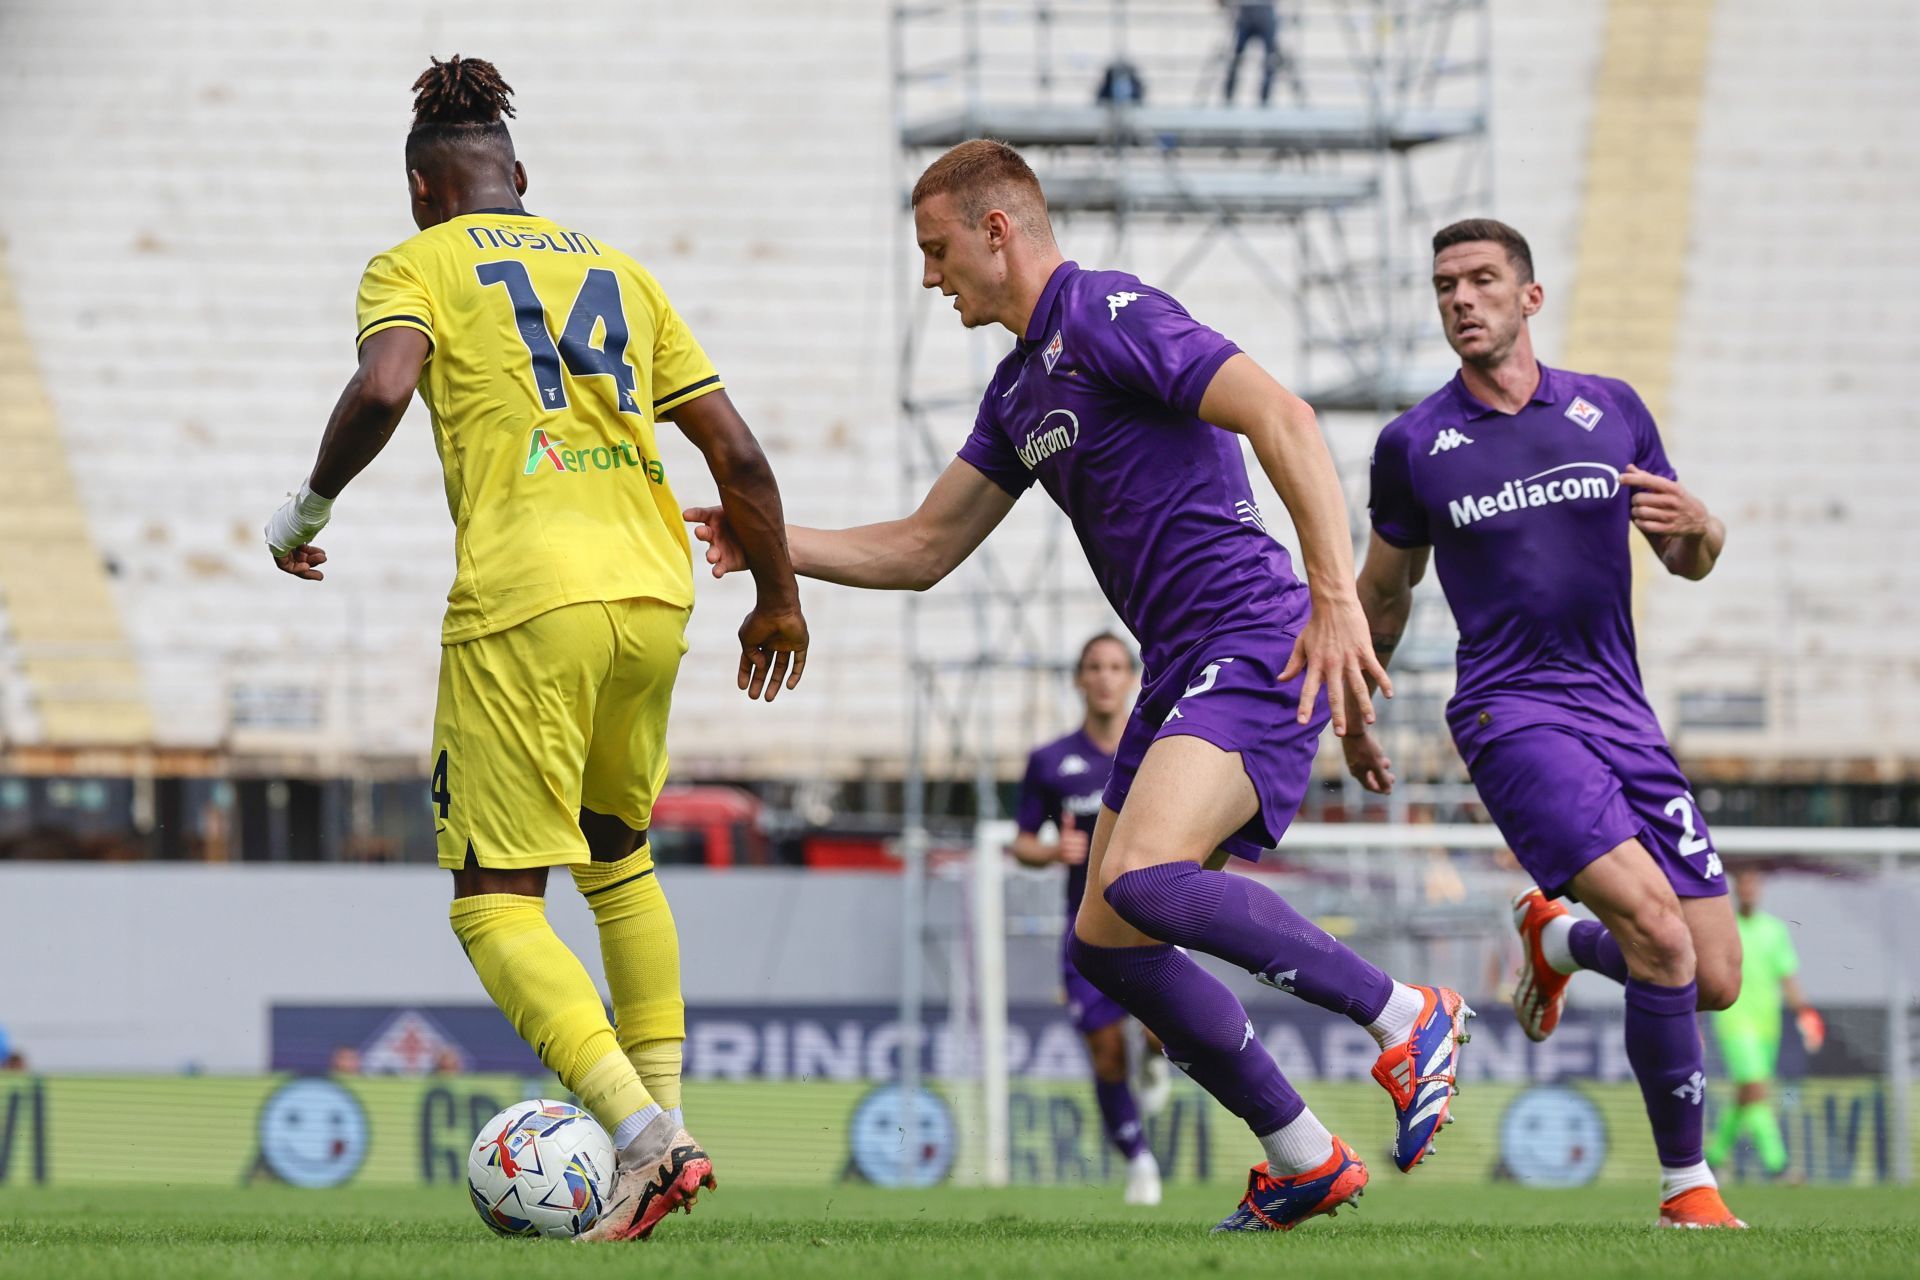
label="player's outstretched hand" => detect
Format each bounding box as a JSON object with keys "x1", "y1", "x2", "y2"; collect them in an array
[
  {"x1": 685, "y1": 505, "x2": 747, "y2": 578},
  {"x1": 274, "y1": 545, "x2": 328, "y2": 581},
  {"x1": 737, "y1": 600, "x2": 809, "y2": 703},
  {"x1": 1342, "y1": 731, "x2": 1395, "y2": 794},
  {"x1": 1621, "y1": 466, "x2": 1710, "y2": 537},
  {"x1": 1280, "y1": 594, "x2": 1391, "y2": 737},
  {"x1": 1056, "y1": 812, "x2": 1090, "y2": 866},
  {"x1": 1796, "y1": 1007, "x2": 1827, "y2": 1054}
]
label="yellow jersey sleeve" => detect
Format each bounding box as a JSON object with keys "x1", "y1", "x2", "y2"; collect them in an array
[
  {"x1": 355, "y1": 249, "x2": 436, "y2": 353},
  {"x1": 633, "y1": 266, "x2": 723, "y2": 415}
]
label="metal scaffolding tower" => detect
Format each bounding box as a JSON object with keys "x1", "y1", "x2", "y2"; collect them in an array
[
  {"x1": 891, "y1": 0, "x2": 1490, "y2": 796},
  {"x1": 887, "y1": 1, "x2": 1490, "y2": 1163}
]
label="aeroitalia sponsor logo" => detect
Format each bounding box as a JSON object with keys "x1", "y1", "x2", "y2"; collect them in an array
[
  {"x1": 1447, "y1": 461, "x2": 1619, "y2": 528},
  {"x1": 523, "y1": 428, "x2": 665, "y2": 483}
]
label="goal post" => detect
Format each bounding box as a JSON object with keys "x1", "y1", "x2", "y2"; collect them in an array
[{"x1": 962, "y1": 821, "x2": 1920, "y2": 1188}]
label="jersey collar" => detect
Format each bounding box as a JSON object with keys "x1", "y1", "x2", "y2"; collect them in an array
[
  {"x1": 1017, "y1": 260, "x2": 1078, "y2": 351},
  {"x1": 1447, "y1": 362, "x2": 1557, "y2": 419}
]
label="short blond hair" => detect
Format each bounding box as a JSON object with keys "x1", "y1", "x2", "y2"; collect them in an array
[{"x1": 911, "y1": 139, "x2": 1052, "y2": 240}]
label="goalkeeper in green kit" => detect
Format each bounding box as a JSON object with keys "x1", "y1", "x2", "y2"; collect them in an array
[{"x1": 1705, "y1": 867, "x2": 1825, "y2": 1177}]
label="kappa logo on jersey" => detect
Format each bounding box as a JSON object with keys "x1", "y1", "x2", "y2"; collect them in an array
[
  {"x1": 1059, "y1": 754, "x2": 1089, "y2": 776},
  {"x1": 1042, "y1": 329, "x2": 1064, "y2": 374},
  {"x1": 1672, "y1": 1071, "x2": 1706, "y2": 1106},
  {"x1": 1016, "y1": 409, "x2": 1081, "y2": 469},
  {"x1": 1565, "y1": 397, "x2": 1604, "y2": 431},
  {"x1": 1429, "y1": 428, "x2": 1476, "y2": 455},
  {"x1": 1107, "y1": 291, "x2": 1142, "y2": 320},
  {"x1": 523, "y1": 428, "x2": 666, "y2": 483},
  {"x1": 1446, "y1": 461, "x2": 1619, "y2": 528}
]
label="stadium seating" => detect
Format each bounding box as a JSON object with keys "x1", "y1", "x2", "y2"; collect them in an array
[{"x1": 0, "y1": 0, "x2": 1914, "y2": 775}]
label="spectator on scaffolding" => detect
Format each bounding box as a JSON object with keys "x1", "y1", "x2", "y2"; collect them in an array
[
  {"x1": 1096, "y1": 56, "x2": 1146, "y2": 105},
  {"x1": 1221, "y1": 1, "x2": 1282, "y2": 106}
]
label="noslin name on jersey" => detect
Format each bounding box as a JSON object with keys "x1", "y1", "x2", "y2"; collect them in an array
[
  {"x1": 1106, "y1": 291, "x2": 1142, "y2": 320},
  {"x1": 1016, "y1": 409, "x2": 1080, "y2": 469},
  {"x1": 1429, "y1": 428, "x2": 1475, "y2": 455},
  {"x1": 1446, "y1": 461, "x2": 1619, "y2": 528},
  {"x1": 1565, "y1": 397, "x2": 1604, "y2": 431}
]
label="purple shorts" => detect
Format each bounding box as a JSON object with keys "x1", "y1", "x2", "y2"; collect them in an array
[
  {"x1": 1061, "y1": 941, "x2": 1129, "y2": 1035},
  {"x1": 1101, "y1": 629, "x2": 1330, "y2": 861},
  {"x1": 1468, "y1": 724, "x2": 1726, "y2": 900}
]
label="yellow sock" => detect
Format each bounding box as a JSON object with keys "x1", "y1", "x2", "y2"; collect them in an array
[
  {"x1": 572, "y1": 847, "x2": 686, "y2": 1111},
  {"x1": 449, "y1": 893, "x2": 654, "y2": 1132},
  {"x1": 631, "y1": 1041, "x2": 683, "y2": 1111}
]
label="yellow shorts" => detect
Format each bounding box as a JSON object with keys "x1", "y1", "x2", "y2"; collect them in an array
[{"x1": 431, "y1": 597, "x2": 689, "y2": 870}]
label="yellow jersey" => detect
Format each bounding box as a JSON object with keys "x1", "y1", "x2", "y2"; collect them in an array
[{"x1": 355, "y1": 210, "x2": 721, "y2": 643}]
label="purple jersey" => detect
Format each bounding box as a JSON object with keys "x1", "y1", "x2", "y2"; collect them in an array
[
  {"x1": 959, "y1": 263, "x2": 1311, "y2": 700},
  {"x1": 1368, "y1": 365, "x2": 1676, "y2": 760},
  {"x1": 1015, "y1": 728, "x2": 1115, "y2": 921}
]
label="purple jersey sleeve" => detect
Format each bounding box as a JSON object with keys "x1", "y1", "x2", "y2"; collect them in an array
[
  {"x1": 1013, "y1": 749, "x2": 1054, "y2": 835},
  {"x1": 1620, "y1": 382, "x2": 1678, "y2": 482},
  {"x1": 1079, "y1": 285, "x2": 1240, "y2": 415},
  {"x1": 957, "y1": 399, "x2": 1036, "y2": 498},
  {"x1": 1367, "y1": 424, "x2": 1430, "y2": 548}
]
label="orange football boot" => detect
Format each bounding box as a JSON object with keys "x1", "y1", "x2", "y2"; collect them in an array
[{"x1": 1511, "y1": 887, "x2": 1572, "y2": 1042}]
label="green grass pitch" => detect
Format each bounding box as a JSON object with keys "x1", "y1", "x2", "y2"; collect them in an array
[{"x1": 4, "y1": 1182, "x2": 1916, "y2": 1279}]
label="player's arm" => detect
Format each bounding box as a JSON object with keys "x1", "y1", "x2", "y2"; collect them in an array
[
  {"x1": 687, "y1": 457, "x2": 1016, "y2": 592},
  {"x1": 1779, "y1": 944, "x2": 1825, "y2": 1050},
  {"x1": 1010, "y1": 822, "x2": 1089, "y2": 868},
  {"x1": 1198, "y1": 352, "x2": 1391, "y2": 736},
  {"x1": 265, "y1": 327, "x2": 429, "y2": 580},
  {"x1": 1337, "y1": 532, "x2": 1433, "y2": 794},
  {"x1": 668, "y1": 389, "x2": 809, "y2": 700},
  {"x1": 1621, "y1": 465, "x2": 1724, "y2": 580},
  {"x1": 1356, "y1": 531, "x2": 1430, "y2": 680}
]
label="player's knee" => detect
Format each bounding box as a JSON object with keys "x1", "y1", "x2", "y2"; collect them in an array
[
  {"x1": 1696, "y1": 963, "x2": 1741, "y2": 1011},
  {"x1": 1612, "y1": 893, "x2": 1693, "y2": 978},
  {"x1": 1096, "y1": 835, "x2": 1153, "y2": 891}
]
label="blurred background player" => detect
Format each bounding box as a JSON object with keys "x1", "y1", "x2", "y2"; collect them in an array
[
  {"x1": 690, "y1": 139, "x2": 1473, "y2": 1234},
  {"x1": 1010, "y1": 632, "x2": 1170, "y2": 1206},
  {"x1": 1704, "y1": 867, "x2": 1825, "y2": 1179},
  {"x1": 262, "y1": 55, "x2": 809, "y2": 1242},
  {"x1": 1345, "y1": 218, "x2": 1741, "y2": 1228}
]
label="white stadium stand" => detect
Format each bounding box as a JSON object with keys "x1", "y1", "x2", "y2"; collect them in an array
[{"x1": 0, "y1": 0, "x2": 1914, "y2": 779}]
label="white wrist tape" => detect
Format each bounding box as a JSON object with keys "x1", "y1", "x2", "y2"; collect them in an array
[{"x1": 265, "y1": 482, "x2": 335, "y2": 558}]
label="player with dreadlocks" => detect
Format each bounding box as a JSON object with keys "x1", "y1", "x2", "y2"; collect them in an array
[{"x1": 264, "y1": 56, "x2": 810, "y2": 1241}]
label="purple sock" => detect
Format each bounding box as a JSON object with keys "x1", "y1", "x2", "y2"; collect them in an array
[
  {"x1": 1067, "y1": 936, "x2": 1303, "y2": 1137},
  {"x1": 1092, "y1": 1078, "x2": 1146, "y2": 1160},
  {"x1": 1569, "y1": 919, "x2": 1629, "y2": 984},
  {"x1": 1103, "y1": 863, "x2": 1393, "y2": 1025},
  {"x1": 1624, "y1": 978, "x2": 1707, "y2": 1168}
]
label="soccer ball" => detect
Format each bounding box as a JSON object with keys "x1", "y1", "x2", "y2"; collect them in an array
[{"x1": 466, "y1": 1099, "x2": 614, "y2": 1238}]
